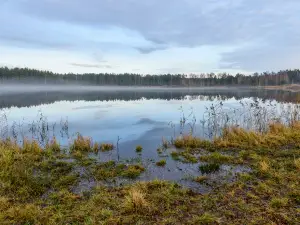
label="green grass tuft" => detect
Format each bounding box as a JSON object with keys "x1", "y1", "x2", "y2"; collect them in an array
[
  {"x1": 156, "y1": 159, "x2": 166, "y2": 167},
  {"x1": 135, "y1": 145, "x2": 143, "y2": 152},
  {"x1": 199, "y1": 163, "x2": 220, "y2": 174},
  {"x1": 170, "y1": 151, "x2": 180, "y2": 160}
]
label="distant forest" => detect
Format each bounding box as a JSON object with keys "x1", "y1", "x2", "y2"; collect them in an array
[{"x1": 1, "y1": 67, "x2": 300, "y2": 86}]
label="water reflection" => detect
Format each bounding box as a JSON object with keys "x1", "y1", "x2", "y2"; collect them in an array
[{"x1": 1, "y1": 88, "x2": 300, "y2": 108}]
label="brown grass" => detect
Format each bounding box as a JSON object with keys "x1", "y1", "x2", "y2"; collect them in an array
[
  {"x1": 70, "y1": 134, "x2": 92, "y2": 152},
  {"x1": 124, "y1": 187, "x2": 149, "y2": 213}
]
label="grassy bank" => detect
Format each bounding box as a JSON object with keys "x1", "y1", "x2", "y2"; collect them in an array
[{"x1": 0, "y1": 122, "x2": 299, "y2": 224}]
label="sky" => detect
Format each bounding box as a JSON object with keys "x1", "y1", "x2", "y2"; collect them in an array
[{"x1": 0, "y1": 0, "x2": 300, "y2": 74}]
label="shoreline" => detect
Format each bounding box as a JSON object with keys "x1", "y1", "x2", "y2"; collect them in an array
[{"x1": 257, "y1": 84, "x2": 300, "y2": 92}]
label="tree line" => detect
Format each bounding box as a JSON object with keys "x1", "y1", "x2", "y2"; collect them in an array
[{"x1": 1, "y1": 67, "x2": 300, "y2": 86}]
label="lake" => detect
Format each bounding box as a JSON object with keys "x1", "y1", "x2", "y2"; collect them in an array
[{"x1": 0, "y1": 85, "x2": 299, "y2": 191}]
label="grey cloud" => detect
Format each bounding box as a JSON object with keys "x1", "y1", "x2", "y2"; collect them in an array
[
  {"x1": 0, "y1": 34, "x2": 72, "y2": 49},
  {"x1": 91, "y1": 53, "x2": 108, "y2": 63},
  {"x1": 220, "y1": 27, "x2": 300, "y2": 72},
  {"x1": 220, "y1": 45, "x2": 300, "y2": 72},
  {"x1": 16, "y1": 0, "x2": 300, "y2": 46},
  {"x1": 135, "y1": 46, "x2": 167, "y2": 54},
  {"x1": 3, "y1": 0, "x2": 300, "y2": 71}
]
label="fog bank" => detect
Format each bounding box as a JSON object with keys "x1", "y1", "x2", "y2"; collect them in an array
[{"x1": 0, "y1": 84, "x2": 248, "y2": 96}]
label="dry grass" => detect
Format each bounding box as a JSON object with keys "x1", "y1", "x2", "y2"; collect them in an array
[
  {"x1": 100, "y1": 143, "x2": 114, "y2": 152},
  {"x1": 124, "y1": 187, "x2": 149, "y2": 213},
  {"x1": 214, "y1": 121, "x2": 300, "y2": 150},
  {"x1": 45, "y1": 137, "x2": 60, "y2": 152},
  {"x1": 193, "y1": 176, "x2": 208, "y2": 183},
  {"x1": 259, "y1": 160, "x2": 270, "y2": 173},
  {"x1": 294, "y1": 158, "x2": 300, "y2": 171},
  {"x1": 70, "y1": 134, "x2": 92, "y2": 152},
  {"x1": 174, "y1": 135, "x2": 201, "y2": 149},
  {"x1": 0, "y1": 121, "x2": 299, "y2": 224},
  {"x1": 23, "y1": 139, "x2": 42, "y2": 154}
]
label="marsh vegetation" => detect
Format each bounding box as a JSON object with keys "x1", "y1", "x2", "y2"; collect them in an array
[{"x1": 0, "y1": 119, "x2": 299, "y2": 224}]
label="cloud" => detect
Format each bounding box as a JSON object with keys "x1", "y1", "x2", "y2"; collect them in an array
[
  {"x1": 135, "y1": 46, "x2": 167, "y2": 54},
  {"x1": 220, "y1": 44, "x2": 300, "y2": 72},
  {"x1": 15, "y1": 0, "x2": 299, "y2": 46},
  {"x1": 0, "y1": 34, "x2": 72, "y2": 49},
  {"x1": 1, "y1": 0, "x2": 300, "y2": 73}
]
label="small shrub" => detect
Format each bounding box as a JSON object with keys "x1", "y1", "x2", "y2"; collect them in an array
[
  {"x1": 199, "y1": 163, "x2": 220, "y2": 174},
  {"x1": 156, "y1": 159, "x2": 166, "y2": 167},
  {"x1": 135, "y1": 145, "x2": 143, "y2": 152}
]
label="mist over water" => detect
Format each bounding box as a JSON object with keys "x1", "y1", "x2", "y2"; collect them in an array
[
  {"x1": 0, "y1": 84, "x2": 299, "y2": 108},
  {"x1": 0, "y1": 84, "x2": 244, "y2": 95}
]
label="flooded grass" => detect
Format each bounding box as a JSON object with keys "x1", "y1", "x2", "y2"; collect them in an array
[
  {"x1": 156, "y1": 159, "x2": 166, "y2": 167},
  {"x1": 193, "y1": 176, "x2": 208, "y2": 183},
  {"x1": 170, "y1": 151, "x2": 180, "y2": 160},
  {"x1": 135, "y1": 145, "x2": 143, "y2": 152},
  {"x1": 0, "y1": 106, "x2": 299, "y2": 223},
  {"x1": 199, "y1": 163, "x2": 220, "y2": 174},
  {"x1": 92, "y1": 161, "x2": 145, "y2": 180}
]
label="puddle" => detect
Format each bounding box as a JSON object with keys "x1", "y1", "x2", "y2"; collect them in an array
[{"x1": 70, "y1": 155, "x2": 252, "y2": 195}]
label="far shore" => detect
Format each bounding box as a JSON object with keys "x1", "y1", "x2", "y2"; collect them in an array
[{"x1": 258, "y1": 84, "x2": 300, "y2": 92}]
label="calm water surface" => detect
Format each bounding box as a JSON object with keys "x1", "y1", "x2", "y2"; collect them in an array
[
  {"x1": 0, "y1": 86, "x2": 298, "y2": 191},
  {"x1": 1, "y1": 86, "x2": 299, "y2": 156}
]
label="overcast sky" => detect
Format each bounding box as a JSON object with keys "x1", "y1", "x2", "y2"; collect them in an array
[{"x1": 0, "y1": 0, "x2": 299, "y2": 74}]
